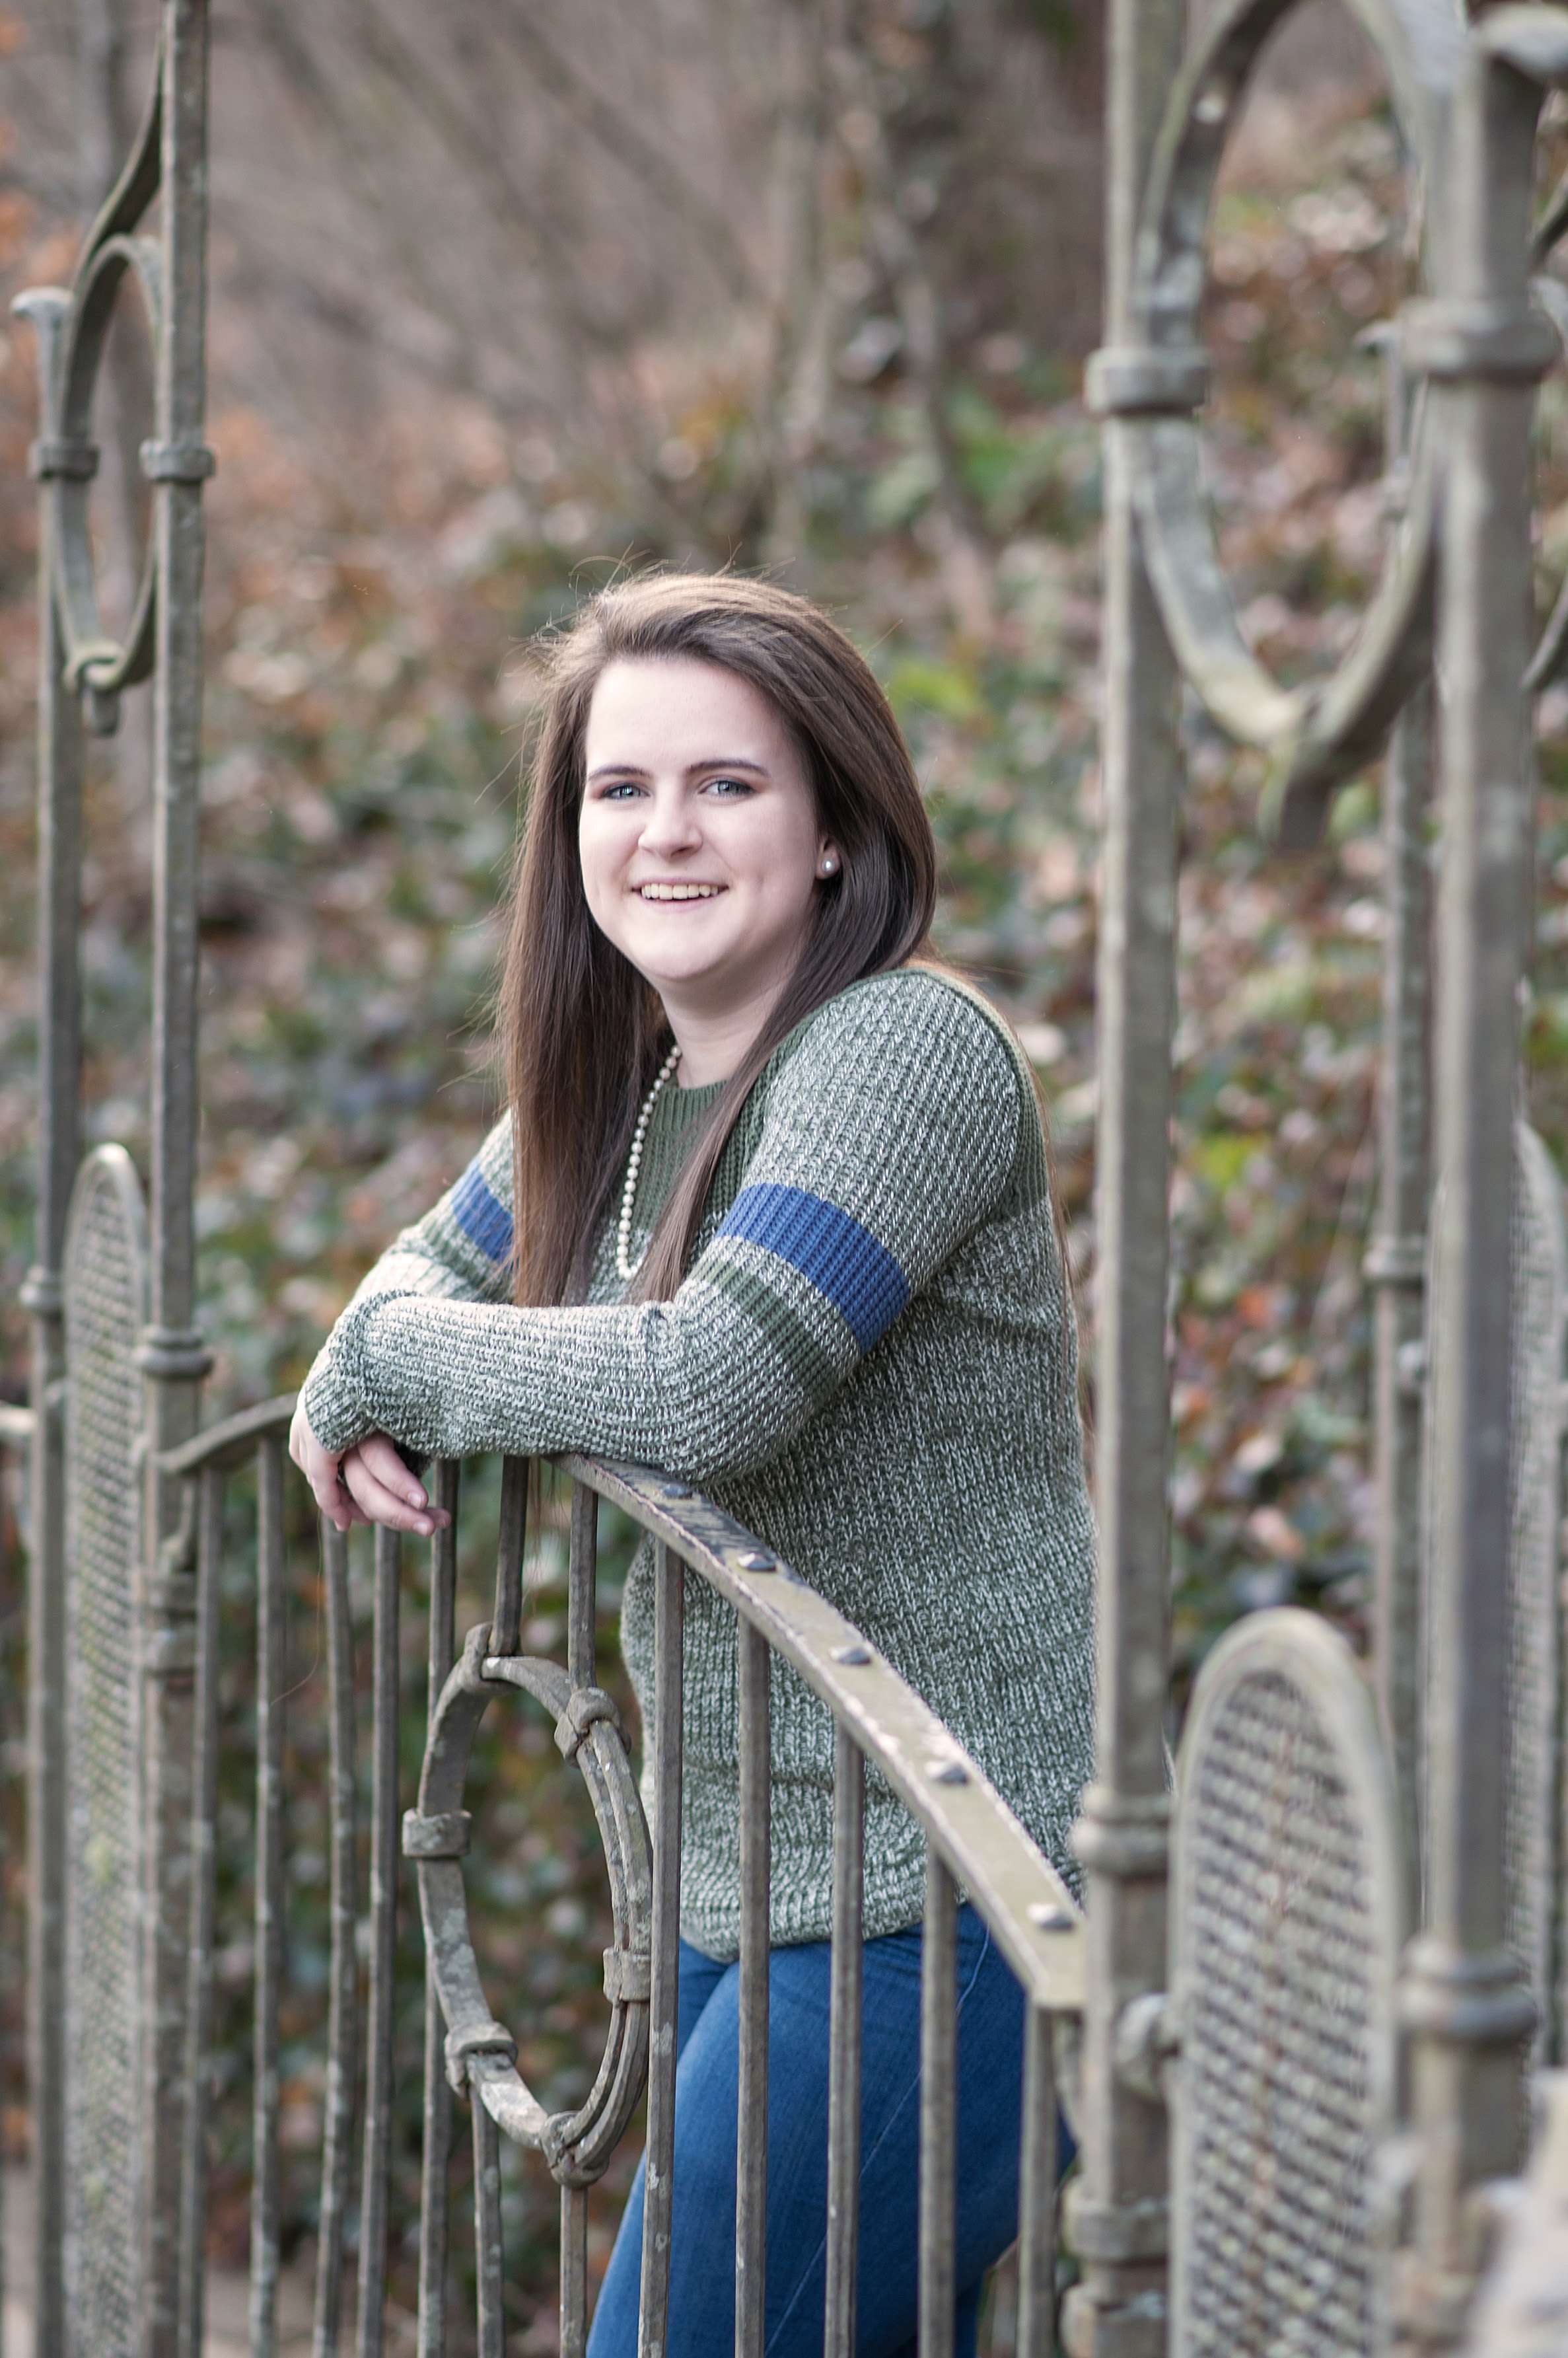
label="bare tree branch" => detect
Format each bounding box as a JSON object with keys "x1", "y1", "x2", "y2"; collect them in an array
[{"x1": 499, "y1": 2, "x2": 760, "y2": 306}]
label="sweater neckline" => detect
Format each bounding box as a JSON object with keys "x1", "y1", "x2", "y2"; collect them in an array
[
  {"x1": 620, "y1": 1067, "x2": 729, "y2": 1251},
  {"x1": 649, "y1": 1070, "x2": 728, "y2": 1136}
]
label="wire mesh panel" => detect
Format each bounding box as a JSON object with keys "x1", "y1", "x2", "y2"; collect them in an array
[
  {"x1": 1423, "y1": 1124, "x2": 1567, "y2": 2061},
  {"x1": 1172, "y1": 1611, "x2": 1402, "y2": 2358},
  {"x1": 1505, "y1": 1126, "x2": 1565, "y2": 2058},
  {"x1": 61, "y1": 1145, "x2": 149, "y2": 2357}
]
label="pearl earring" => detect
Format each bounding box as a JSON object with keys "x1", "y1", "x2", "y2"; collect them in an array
[{"x1": 820, "y1": 852, "x2": 837, "y2": 876}]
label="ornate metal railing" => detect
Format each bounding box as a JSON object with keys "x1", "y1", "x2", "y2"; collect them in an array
[
  {"x1": 13, "y1": 0, "x2": 1568, "y2": 2353},
  {"x1": 139, "y1": 1389, "x2": 1084, "y2": 2358}
]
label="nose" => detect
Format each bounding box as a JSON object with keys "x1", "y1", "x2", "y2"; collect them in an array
[{"x1": 637, "y1": 786, "x2": 703, "y2": 860}]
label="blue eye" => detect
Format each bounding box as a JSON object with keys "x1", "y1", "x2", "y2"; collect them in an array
[
  {"x1": 599, "y1": 780, "x2": 643, "y2": 801},
  {"x1": 705, "y1": 776, "x2": 754, "y2": 797}
]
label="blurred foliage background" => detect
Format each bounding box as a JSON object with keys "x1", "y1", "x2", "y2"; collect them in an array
[{"x1": 7, "y1": 0, "x2": 1568, "y2": 2345}]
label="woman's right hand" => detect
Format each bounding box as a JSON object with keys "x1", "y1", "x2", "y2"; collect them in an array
[{"x1": 289, "y1": 1401, "x2": 451, "y2": 1538}]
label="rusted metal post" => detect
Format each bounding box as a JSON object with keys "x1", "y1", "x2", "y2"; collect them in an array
[
  {"x1": 1360, "y1": 323, "x2": 1433, "y2": 1905},
  {"x1": 824, "y1": 1731, "x2": 863, "y2": 2358},
  {"x1": 917, "y1": 1850, "x2": 958, "y2": 2358},
  {"x1": 13, "y1": 8, "x2": 214, "y2": 2330},
  {"x1": 12, "y1": 276, "x2": 82, "y2": 2358},
  {"x1": 358, "y1": 1524, "x2": 403, "y2": 2358},
  {"x1": 641, "y1": 1540, "x2": 684, "y2": 2358},
  {"x1": 135, "y1": 9, "x2": 215, "y2": 2351},
  {"x1": 1396, "y1": 18, "x2": 1557, "y2": 2347},
  {"x1": 248, "y1": 1438, "x2": 287, "y2": 2357},
  {"x1": 417, "y1": 1465, "x2": 460, "y2": 2358},
  {"x1": 735, "y1": 1619, "x2": 770, "y2": 2355},
  {"x1": 1068, "y1": 0, "x2": 1188, "y2": 2347},
  {"x1": 1369, "y1": 672, "x2": 1433, "y2": 1907},
  {"x1": 315, "y1": 1517, "x2": 360, "y2": 2358}
]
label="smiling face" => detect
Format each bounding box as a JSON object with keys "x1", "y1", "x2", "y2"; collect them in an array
[{"x1": 578, "y1": 654, "x2": 839, "y2": 1082}]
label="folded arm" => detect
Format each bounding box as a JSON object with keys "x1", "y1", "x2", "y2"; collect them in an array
[
  {"x1": 301, "y1": 977, "x2": 1026, "y2": 1485},
  {"x1": 292, "y1": 1111, "x2": 515, "y2": 1525}
]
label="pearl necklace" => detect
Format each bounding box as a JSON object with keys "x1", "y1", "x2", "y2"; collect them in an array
[{"x1": 616, "y1": 1041, "x2": 683, "y2": 1280}]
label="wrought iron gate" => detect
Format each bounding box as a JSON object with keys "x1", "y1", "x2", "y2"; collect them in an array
[{"x1": 7, "y1": 0, "x2": 1568, "y2": 2352}]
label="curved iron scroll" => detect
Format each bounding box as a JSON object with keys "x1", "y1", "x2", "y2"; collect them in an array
[
  {"x1": 1103, "y1": 0, "x2": 1465, "y2": 845},
  {"x1": 410, "y1": 1623, "x2": 653, "y2": 2186}
]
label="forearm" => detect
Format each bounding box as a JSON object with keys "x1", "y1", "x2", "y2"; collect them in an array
[
  {"x1": 299, "y1": 1113, "x2": 515, "y2": 1442},
  {"x1": 300, "y1": 973, "x2": 1029, "y2": 1480},
  {"x1": 299, "y1": 1271, "x2": 852, "y2": 1482}
]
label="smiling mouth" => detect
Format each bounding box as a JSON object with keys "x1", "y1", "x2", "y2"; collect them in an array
[{"x1": 634, "y1": 882, "x2": 727, "y2": 901}]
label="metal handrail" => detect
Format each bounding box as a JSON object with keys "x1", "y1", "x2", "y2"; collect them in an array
[
  {"x1": 558, "y1": 1454, "x2": 1085, "y2": 2008},
  {"x1": 153, "y1": 1405, "x2": 1085, "y2": 2007}
]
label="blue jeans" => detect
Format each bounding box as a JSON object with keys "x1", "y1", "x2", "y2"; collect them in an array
[{"x1": 587, "y1": 1903, "x2": 1065, "y2": 2358}]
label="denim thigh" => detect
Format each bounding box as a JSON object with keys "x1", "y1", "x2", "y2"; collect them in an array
[{"x1": 585, "y1": 1905, "x2": 1040, "y2": 2358}]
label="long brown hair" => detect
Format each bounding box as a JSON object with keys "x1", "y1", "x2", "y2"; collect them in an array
[{"x1": 497, "y1": 572, "x2": 937, "y2": 1306}]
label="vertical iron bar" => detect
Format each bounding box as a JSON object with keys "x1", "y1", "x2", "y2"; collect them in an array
[
  {"x1": 1367, "y1": 315, "x2": 1433, "y2": 1908},
  {"x1": 1068, "y1": 0, "x2": 1187, "y2": 2347},
  {"x1": 313, "y1": 1517, "x2": 358, "y2": 2358},
  {"x1": 824, "y1": 1730, "x2": 863, "y2": 2358},
  {"x1": 918, "y1": 1848, "x2": 957, "y2": 2358},
  {"x1": 736, "y1": 1619, "x2": 771, "y2": 2356},
  {"x1": 13, "y1": 279, "x2": 81, "y2": 2358},
  {"x1": 1371, "y1": 675, "x2": 1433, "y2": 1905},
  {"x1": 1014, "y1": 2003, "x2": 1057, "y2": 2358},
  {"x1": 249, "y1": 1438, "x2": 286, "y2": 2358},
  {"x1": 491, "y1": 1454, "x2": 526, "y2": 1658},
  {"x1": 139, "y1": 12, "x2": 217, "y2": 2341},
  {"x1": 640, "y1": 1540, "x2": 684, "y2": 2358},
  {"x1": 568, "y1": 1479, "x2": 597, "y2": 1691},
  {"x1": 176, "y1": 1465, "x2": 222, "y2": 2358},
  {"x1": 560, "y1": 2185, "x2": 589, "y2": 2358},
  {"x1": 418, "y1": 1462, "x2": 460, "y2": 2358},
  {"x1": 356, "y1": 1525, "x2": 401, "y2": 2358},
  {"x1": 1403, "y1": 42, "x2": 1544, "y2": 2328},
  {"x1": 472, "y1": 2101, "x2": 505, "y2": 2358}
]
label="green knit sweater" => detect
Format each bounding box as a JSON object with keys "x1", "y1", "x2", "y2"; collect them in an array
[{"x1": 302, "y1": 966, "x2": 1097, "y2": 1956}]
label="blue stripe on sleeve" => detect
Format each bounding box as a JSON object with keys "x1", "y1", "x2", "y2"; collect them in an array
[
  {"x1": 450, "y1": 1160, "x2": 513, "y2": 1264},
  {"x1": 715, "y1": 1183, "x2": 909, "y2": 1352}
]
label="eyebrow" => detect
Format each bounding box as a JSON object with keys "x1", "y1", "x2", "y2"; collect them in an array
[{"x1": 585, "y1": 756, "x2": 771, "y2": 782}]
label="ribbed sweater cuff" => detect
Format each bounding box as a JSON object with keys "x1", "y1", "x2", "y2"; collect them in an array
[{"x1": 299, "y1": 1302, "x2": 380, "y2": 1455}]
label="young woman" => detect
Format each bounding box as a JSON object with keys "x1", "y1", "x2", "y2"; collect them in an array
[{"x1": 290, "y1": 572, "x2": 1096, "y2": 2357}]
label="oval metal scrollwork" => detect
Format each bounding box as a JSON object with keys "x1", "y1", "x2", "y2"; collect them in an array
[
  {"x1": 408, "y1": 1623, "x2": 653, "y2": 2188},
  {"x1": 53, "y1": 233, "x2": 164, "y2": 702},
  {"x1": 13, "y1": 18, "x2": 215, "y2": 737},
  {"x1": 1117, "y1": 0, "x2": 1466, "y2": 842}
]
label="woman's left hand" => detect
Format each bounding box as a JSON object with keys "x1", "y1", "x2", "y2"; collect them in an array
[{"x1": 289, "y1": 1401, "x2": 450, "y2": 1537}]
